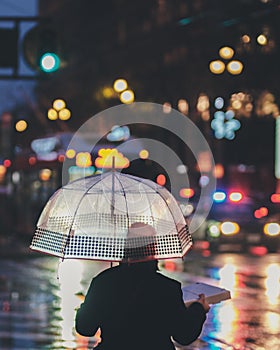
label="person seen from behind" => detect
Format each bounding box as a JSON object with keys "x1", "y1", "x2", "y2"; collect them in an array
[{"x1": 75, "y1": 222, "x2": 210, "y2": 350}]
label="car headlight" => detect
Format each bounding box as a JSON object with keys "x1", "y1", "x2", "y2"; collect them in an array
[
  {"x1": 208, "y1": 221, "x2": 221, "y2": 238},
  {"x1": 264, "y1": 223, "x2": 280, "y2": 236},
  {"x1": 220, "y1": 221, "x2": 240, "y2": 235}
]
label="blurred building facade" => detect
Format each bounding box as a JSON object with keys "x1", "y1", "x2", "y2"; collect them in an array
[{"x1": 0, "y1": 0, "x2": 279, "y2": 237}]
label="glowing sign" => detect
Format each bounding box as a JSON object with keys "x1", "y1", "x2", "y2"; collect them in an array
[
  {"x1": 95, "y1": 148, "x2": 130, "y2": 169},
  {"x1": 76, "y1": 152, "x2": 92, "y2": 168},
  {"x1": 106, "y1": 125, "x2": 130, "y2": 142},
  {"x1": 211, "y1": 110, "x2": 241, "y2": 140}
]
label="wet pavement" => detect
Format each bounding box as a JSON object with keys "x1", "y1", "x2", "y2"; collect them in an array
[{"x1": 0, "y1": 250, "x2": 280, "y2": 349}]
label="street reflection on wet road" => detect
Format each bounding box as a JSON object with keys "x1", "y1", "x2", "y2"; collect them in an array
[{"x1": 0, "y1": 252, "x2": 280, "y2": 349}]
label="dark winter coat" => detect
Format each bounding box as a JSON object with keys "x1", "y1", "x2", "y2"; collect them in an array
[{"x1": 75, "y1": 260, "x2": 207, "y2": 350}]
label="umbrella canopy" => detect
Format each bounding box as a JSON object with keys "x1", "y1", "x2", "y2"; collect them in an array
[{"x1": 30, "y1": 171, "x2": 192, "y2": 262}]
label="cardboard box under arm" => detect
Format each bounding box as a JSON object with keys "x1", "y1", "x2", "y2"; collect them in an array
[{"x1": 182, "y1": 282, "x2": 231, "y2": 306}]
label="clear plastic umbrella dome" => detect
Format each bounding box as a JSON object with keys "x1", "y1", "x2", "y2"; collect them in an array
[{"x1": 30, "y1": 171, "x2": 192, "y2": 262}]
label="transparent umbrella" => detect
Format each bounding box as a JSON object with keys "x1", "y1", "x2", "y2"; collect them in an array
[{"x1": 30, "y1": 171, "x2": 192, "y2": 262}]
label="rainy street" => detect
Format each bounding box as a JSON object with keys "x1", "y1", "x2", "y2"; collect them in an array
[{"x1": 1, "y1": 250, "x2": 280, "y2": 350}]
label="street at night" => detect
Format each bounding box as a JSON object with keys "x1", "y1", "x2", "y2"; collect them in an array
[
  {"x1": 1, "y1": 251, "x2": 280, "y2": 349},
  {"x1": 1, "y1": 0, "x2": 280, "y2": 349}
]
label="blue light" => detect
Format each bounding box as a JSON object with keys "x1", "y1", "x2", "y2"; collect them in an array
[
  {"x1": 214, "y1": 97, "x2": 224, "y2": 109},
  {"x1": 40, "y1": 52, "x2": 60, "y2": 72},
  {"x1": 213, "y1": 191, "x2": 226, "y2": 203},
  {"x1": 178, "y1": 17, "x2": 193, "y2": 26}
]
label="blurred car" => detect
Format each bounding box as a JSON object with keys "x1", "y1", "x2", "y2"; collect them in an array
[{"x1": 190, "y1": 191, "x2": 280, "y2": 253}]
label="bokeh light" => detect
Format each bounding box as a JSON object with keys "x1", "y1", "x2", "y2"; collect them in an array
[
  {"x1": 219, "y1": 46, "x2": 234, "y2": 59},
  {"x1": 15, "y1": 120, "x2": 28, "y2": 132},
  {"x1": 209, "y1": 60, "x2": 225, "y2": 74}
]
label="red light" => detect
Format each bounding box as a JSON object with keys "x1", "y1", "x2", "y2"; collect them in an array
[
  {"x1": 271, "y1": 193, "x2": 280, "y2": 203},
  {"x1": 202, "y1": 249, "x2": 211, "y2": 257},
  {"x1": 58, "y1": 154, "x2": 65, "y2": 162},
  {"x1": 229, "y1": 191, "x2": 243, "y2": 203},
  {"x1": 28, "y1": 156, "x2": 37, "y2": 165},
  {"x1": 249, "y1": 246, "x2": 267, "y2": 256},
  {"x1": 254, "y1": 210, "x2": 262, "y2": 219},
  {"x1": 194, "y1": 240, "x2": 210, "y2": 250},
  {"x1": 156, "y1": 174, "x2": 166, "y2": 186},
  {"x1": 3, "y1": 159, "x2": 11, "y2": 167},
  {"x1": 164, "y1": 261, "x2": 177, "y2": 271},
  {"x1": 259, "y1": 207, "x2": 268, "y2": 216},
  {"x1": 254, "y1": 207, "x2": 268, "y2": 219}
]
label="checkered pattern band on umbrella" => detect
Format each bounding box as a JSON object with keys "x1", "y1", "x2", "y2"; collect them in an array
[
  {"x1": 30, "y1": 172, "x2": 194, "y2": 261},
  {"x1": 30, "y1": 224, "x2": 192, "y2": 261}
]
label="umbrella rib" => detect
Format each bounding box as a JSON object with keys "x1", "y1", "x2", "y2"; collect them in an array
[
  {"x1": 62, "y1": 172, "x2": 111, "y2": 258},
  {"x1": 115, "y1": 173, "x2": 130, "y2": 228},
  {"x1": 120, "y1": 174, "x2": 157, "y2": 226},
  {"x1": 124, "y1": 174, "x2": 184, "y2": 232}
]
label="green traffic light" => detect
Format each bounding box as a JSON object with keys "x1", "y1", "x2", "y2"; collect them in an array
[{"x1": 40, "y1": 52, "x2": 60, "y2": 72}]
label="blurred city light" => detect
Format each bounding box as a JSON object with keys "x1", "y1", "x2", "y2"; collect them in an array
[
  {"x1": 241, "y1": 34, "x2": 251, "y2": 44},
  {"x1": 177, "y1": 99, "x2": 189, "y2": 115},
  {"x1": 0, "y1": 165, "x2": 6, "y2": 176},
  {"x1": 208, "y1": 221, "x2": 221, "y2": 237},
  {"x1": 120, "y1": 89, "x2": 135, "y2": 104},
  {"x1": 179, "y1": 188, "x2": 194, "y2": 199},
  {"x1": 213, "y1": 191, "x2": 226, "y2": 203},
  {"x1": 58, "y1": 108, "x2": 71, "y2": 121},
  {"x1": 156, "y1": 174, "x2": 166, "y2": 186},
  {"x1": 221, "y1": 221, "x2": 240, "y2": 235},
  {"x1": 40, "y1": 52, "x2": 60, "y2": 72},
  {"x1": 229, "y1": 191, "x2": 243, "y2": 202},
  {"x1": 264, "y1": 223, "x2": 280, "y2": 236},
  {"x1": 48, "y1": 99, "x2": 71, "y2": 121},
  {"x1": 107, "y1": 125, "x2": 130, "y2": 142},
  {"x1": 113, "y1": 78, "x2": 128, "y2": 92},
  {"x1": 39, "y1": 169, "x2": 52, "y2": 181},
  {"x1": 254, "y1": 207, "x2": 268, "y2": 219},
  {"x1": 257, "y1": 34, "x2": 268, "y2": 46},
  {"x1": 47, "y1": 108, "x2": 58, "y2": 120},
  {"x1": 163, "y1": 102, "x2": 172, "y2": 113},
  {"x1": 139, "y1": 149, "x2": 149, "y2": 159},
  {"x1": 3, "y1": 159, "x2": 11, "y2": 168},
  {"x1": 68, "y1": 165, "x2": 95, "y2": 182},
  {"x1": 176, "y1": 164, "x2": 187, "y2": 174},
  {"x1": 219, "y1": 46, "x2": 234, "y2": 59},
  {"x1": 211, "y1": 110, "x2": 241, "y2": 140},
  {"x1": 214, "y1": 97, "x2": 224, "y2": 109},
  {"x1": 76, "y1": 152, "x2": 92, "y2": 168},
  {"x1": 53, "y1": 99, "x2": 66, "y2": 110},
  {"x1": 226, "y1": 60, "x2": 243, "y2": 75},
  {"x1": 15, "y1": 120, "x2": 28, "y2": 132},
  {"x1": 214, "y1": 164, "x2": 224, "y2": 179},
  {"x1": 102, "y1": 87, "x2": 115, "y2": 98},
  {"x1": 28, "y1": 156, "x2": 37, "y2": 165},
  {"x1": 197, "y1": 94, "x2": 210, "y2": 113},
  {"x1": 209, "y1": 60, "x2": 225, "y2": 74},
  {"x1": 66, "y1": 149, "x2": 76, "y2": 159},
  {"x1": 199, "y1": 175, "x2": 210, "y2": 187},
  {"x1": 265, "y1": 264, "x2": 280, "y2": 305},
  {"x1": 271, "y1": 193, "x2": 280, "y2": 203},
  {"x1": 94, "y1": 148, "x2": 130, "y2": 168}
]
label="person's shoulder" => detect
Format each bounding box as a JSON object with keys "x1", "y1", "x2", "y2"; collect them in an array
[
  {"x1": 155, "y1": 271, "x2": 181, "y2": 288},
  {"x1": 94, "y1": 265, "x2": 121, "y2": 280}
]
